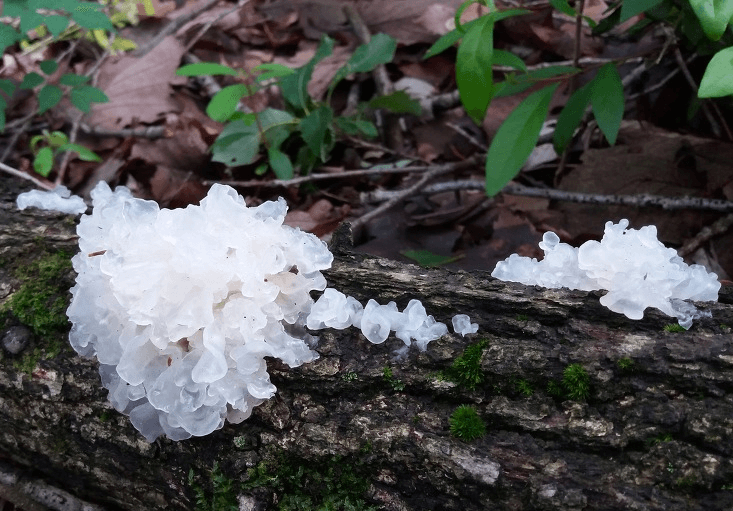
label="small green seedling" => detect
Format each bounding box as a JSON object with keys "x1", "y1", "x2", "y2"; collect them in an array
[
  {"x1": 562, "y1": 363, "x2": 590, "y2": 400},
  {"x1": 176, "y1": 33, "x2": 418, "y2": 178},
  {"x1": 341, "y1": 371, "x2": 358, "y2": 382},
  {"x1": 664, "y1": 323, "x2": 686, "y2": 333},
  {"x1": 449, "y1": 405, "x2": 486, "y2": 442},
  {"x1": 616, "y1": 357, "x2": 635, "y2": 373},
  {"x1": 513, "y1": 378, "x2": 534, "y2": 397},
  {"x1": 382, "y1": 366, "x2": 405, "y2": 391},
  {"x1": 29, "y1": 130, "x2": 101, "y2": 176},
  {"x1": 443, "y1": 339, "x2": 488, "y2": 390},
  {"x1": 188, "y1": 462, "x2": 238, "y2": 511}
]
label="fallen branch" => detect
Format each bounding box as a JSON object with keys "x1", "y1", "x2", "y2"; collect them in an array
[{"x1": 363, "y1": 179, "x2": 733, "y2": 212}]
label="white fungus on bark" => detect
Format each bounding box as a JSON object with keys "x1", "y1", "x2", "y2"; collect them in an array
[
  {"x1": 65, "y1": 182, "x2": 453, "y2": 441},
  {"x1": 16, "y1": 185, "x2": 87, "y2": 215},
  {"x1": 492, "y1": 219, "x2": 721, "y2": 329}
]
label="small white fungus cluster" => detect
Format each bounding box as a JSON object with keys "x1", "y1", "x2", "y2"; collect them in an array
[
  {"x1": 68, "y1": 182, "x2": 334, "y2": 441},
  {"x1": 492, "y1": 219, "x2": 721, "y2": 328},
  {"x1": 308, "y1": 288, "x2": 451, "y2": 354},
  {"x1": 66, "y1": 182, "x2": 467, "y2": 442},
  {"x1": 16, "y1": 185, "x2": 87, "y2": 215}
]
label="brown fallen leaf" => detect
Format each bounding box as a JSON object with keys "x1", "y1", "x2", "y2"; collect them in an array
[{"x1": 89, "y1": 36, "x2": 187, "y2": 129}]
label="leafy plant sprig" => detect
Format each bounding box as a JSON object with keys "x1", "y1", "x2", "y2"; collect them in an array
[
  {"x1": 30, "y1": 129, "x2": 101, "y2": 176},
  {"x1": 0, "y1": 0, "x2": 116, "y2": 133},
  {"x1": 426, "y1": 0, "x2": 733, "y2": 197},
  {"x1": 176, "y1": 33, "x2": 420, "y2": 179}
]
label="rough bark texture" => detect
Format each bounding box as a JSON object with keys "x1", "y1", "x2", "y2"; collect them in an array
[{"x1": 1, "y1": 176, "x2": 733, "y2": 511}]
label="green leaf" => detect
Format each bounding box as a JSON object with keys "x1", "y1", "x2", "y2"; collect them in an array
[
  {"x1": 0, "y1": 79, "x2": 16, "y2": 96},
  {"x1": 59, "y1": 73, "x2": 90, "y2": 86},
  {"x1": 19, "y1": 72, "x2": 44, "y2": 90},
  {"x1": 33, "y1": 146, "x2": 54, "y2": 177},
  {"x1": 0, "y1": 109, "x2": 5, "y2": 132},
  {"x1": 0, "y1": 24, "x2": 19, "y2": 55},
  {"x1": 206, "y1": 84, "x2": 253, "y2": 122},
  {"x1": 46, "y1": 131, "x2": 69, "y2": 147},
  {"x1": 619, "y1": 0, "x2": 665, "y2": 22},
  {"x1": 37, "y1": 85, "x2": 63, "y2": 114},
  {"x1": 401, "y1": 249, "x2": 464, "y2": 268},
  {"x1": 176, "y1": 62, "x2": 239, "y2": 77},
  {"x1": 485, "y1": 84, "x2": 558, "y2": 196},
  {"x1": 57, "y1": 143, "x2": 102, "y2": 162},
  {"x1": 687, "y1": 0, "x2": 733, "y2": 39},
  {"x1": 110, "y1": 37, "x2": 138, "y2": 52},
  {"x1": 258, "y1": 108, "x2": 296, "y2": 131},
  {"x1": 45, "y1": 15, "x2": 70, "y2": 37},
  {"x1": 19, "y1": 11, "x2": 46, "y2": 34},
  {"x1": 299, "y1": 105, "x2": 333, "y2": 158},
  {"x1": 335, "y1": 117, "x2": 378, "y2": 137},
  {"x1": 553, "y1": 81, "x2": 592, "y2": 153},
  {"x1": 268, "y1": 147, "x2": 294, "y2": 179},
  {"x1": 211, "y1": 119, "x2": 261, "y2": 166},
  {"x1": 39, "y1": 60, "x2": 58, "y2": 75},
  {"x1": 590, "y1": 62, "x2": 624, "y2": 145},
  {"x1": 71, "y1": 5, "x2": 114, "y2": 30},
  {"x1": 280, "y1": 34, "x2": 335, "y2": 111},
  {"x1": 456, "y1": 16, "x2": 495, "y2": 124},
  {"x1": 368, "y1": 90, "x2": 422, "y2": 115},
  {"x1": 330, "y1": 33, "x2": 397, "y2": 93},
  {"x1": 253, "y1": 63, "x2": 295, "y2": 82},
  {"x1": 454, "y1": 0, "x2": 476, "y2": 32},
  {"x1": 699, "y1": 47, "x2": 733, "y2": 97},
  {"x1": 424, "y1": 18, "x2": 481, "y2": 59},
  {"x1": 492, "y1": 49, "x2": 526, "y2": 71},
  {"x1": 70, "y1": 85, "x2": 109, "y2": 113},
  {"x1": 495, "y1": 65, "x2": 579, "y2": 97},
  {"x1": 550, "y1": 0, "x2": 578, "y2": 17}
]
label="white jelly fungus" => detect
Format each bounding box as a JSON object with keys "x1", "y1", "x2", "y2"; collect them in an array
[
  {"x1": 492, "y1": 219, "x2": 720, "y2": 328},
  {"x1": 66, "y1": 183, "x2": 456, "y2": 442},
  {"x1": 16, "y1": 185, "x2": 87, "y2": 215}
]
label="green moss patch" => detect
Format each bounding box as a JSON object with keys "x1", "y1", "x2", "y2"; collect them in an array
[
  {"x1": 443, "y1": 339, "x2": 488, "y2": 390},
  {"x1": 449, "y1": 405, "x2": 486, "y2": 442},
  {"x1": 243, "y1": 453, "x2": 378, "y2": 510},
  {"x1": 2, "y1": 251, "x2": 73, "y2": 372}
]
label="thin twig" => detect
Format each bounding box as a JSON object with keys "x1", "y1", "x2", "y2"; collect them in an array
[
  {"x1": 0, "y1": 111, "x2": 35, "y2": 164},
  {"x1": 349, "y1": 156, "x2": 482, "y2": 230},
  {"x1": 182, "y1": 2, "x2": 244, "y2": 54},
  {"x1": 57, "y1": 49, "x2": 111, "y2": 184},
  {"x1": 673, "y1": 47, "x2": 723, "y2": 138},
  {"x1": 445, "y1": 122, "x2": 487, "y2": 151},
  {"x1": 678, "y1": 213, "x2": 733, "y2": 256},
  {"x1": 0, "y1": 161, "x2": 53, "y2": 190},
  {"x1": 206, "y1": 160, "x2": 456, "y2": 188},
  {"x1": 363, "y1": 179, "x2": 733, "y2": 212},
  {"x1": 133, "y1": 0, "x2": 222, "y2": 57},
  {"x1": 78, "y1": 123, "x2": 167, "y2": 139}
]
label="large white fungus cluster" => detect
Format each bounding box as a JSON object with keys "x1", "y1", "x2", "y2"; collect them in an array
[
  {"x1": 66, "y1": 182, "x2": 466, "y2": 442},
  {"x1": 67, "y1": 182, "x2": 334, "y2": 441},
  {"x1": 492, "y1": 219, "x2": 721, "y2": 328}
]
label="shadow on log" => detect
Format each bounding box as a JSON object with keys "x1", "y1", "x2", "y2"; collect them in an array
[{"x1": 1, "y1": 177, "x2": 733, "y2": 511}]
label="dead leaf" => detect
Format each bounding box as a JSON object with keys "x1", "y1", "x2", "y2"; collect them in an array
[
  {"x1": 89, "y1": 36, "x2": 187, "y2": 129},
  {"x1": 555, "y1": 121, "x2": 726, "y2": 244}
]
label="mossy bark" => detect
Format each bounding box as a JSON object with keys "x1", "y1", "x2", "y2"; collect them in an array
[{"x1": 1, "y1": 177, "x2": 733, "y2": 511}]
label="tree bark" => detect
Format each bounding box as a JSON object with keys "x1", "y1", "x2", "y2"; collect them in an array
[{"x1": 1, "y1": 176, "x2": 733, "y2": 511}]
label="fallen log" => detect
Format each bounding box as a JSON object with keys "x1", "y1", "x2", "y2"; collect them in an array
[{"x1": 1, "y1": 176, "x2": 733, "y2": 511}]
